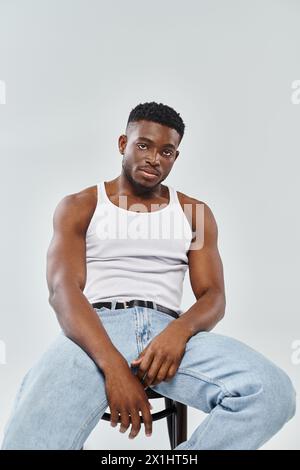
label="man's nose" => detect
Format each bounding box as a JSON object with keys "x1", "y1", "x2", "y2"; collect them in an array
[{"x1": 147, "y1": 152, "x2": 160, "y2": 164}]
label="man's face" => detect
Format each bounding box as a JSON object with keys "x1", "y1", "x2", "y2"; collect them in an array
[{"x1": 119, "y1": 120, "x2": 180, "y2": 190}]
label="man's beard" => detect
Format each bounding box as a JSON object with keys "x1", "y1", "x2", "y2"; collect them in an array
[{"x1": 122, "y1": 160, "x2": 161, "y2": 195}]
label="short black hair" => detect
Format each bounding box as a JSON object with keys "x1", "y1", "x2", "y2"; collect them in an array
[{"x1": 126, "y1": 101, "x2": 185, "y2": 144}]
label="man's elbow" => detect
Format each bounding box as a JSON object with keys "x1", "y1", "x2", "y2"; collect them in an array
[
  {"x1": 48, "y1": 283, "x2": 62, "y2": 308},
  {"x1": 218, "y1": 292, "x2": 226, "y2": 320},
  {"x1": 47, "y1": 280, "x2": 67, "y2": 307},
  {"x1": 210, "y1": 288, "x2": 226, "y2": 323},
  {"x1": 48, "y1": 278, "x2": 84, "y2": 307}
]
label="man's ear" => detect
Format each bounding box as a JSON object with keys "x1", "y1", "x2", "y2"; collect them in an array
[{"x1": 118, "y1": 134, "x2": 127, "y2": 154}]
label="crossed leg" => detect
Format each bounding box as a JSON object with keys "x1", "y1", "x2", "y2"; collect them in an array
[{"x1": 148, "y1": 326, "x2": 297, "y2": 450}]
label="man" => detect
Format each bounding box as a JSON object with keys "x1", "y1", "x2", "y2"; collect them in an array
[{"x1": 1, "y1": 101, "x2": 296, "y2": 450}]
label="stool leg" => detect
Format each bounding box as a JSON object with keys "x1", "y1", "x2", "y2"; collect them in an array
[
  {"x1": 164, "y1": 397, "x2": 175, "y2": 449},
  {"x1": 165, "y1": 399, "x2": 188, "y2": 450},
  {"x1": 175, "y1": 402, "x2": 187, "y2": 447}
]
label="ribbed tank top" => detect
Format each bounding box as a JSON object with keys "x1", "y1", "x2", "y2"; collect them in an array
[{"x1": 83, "y1": 181, "x2": 193, "y2": 315}]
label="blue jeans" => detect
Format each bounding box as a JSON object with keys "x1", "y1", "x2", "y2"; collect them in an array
[{"x1": 1, "y1": 305, "x2": 296, "y2": 449}]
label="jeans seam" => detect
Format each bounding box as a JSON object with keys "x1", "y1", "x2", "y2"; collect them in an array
[
  {"x1": 13, "y1": 368, "x2": 33, "y2": 410},
  {"x1": 2, "y1": 368, "x2": 33, "y2": 440},
  {"x1": 147, "y1": 309, "x2": 152, "y2": 341},
  {"x1": 69, "y1": 397, "x2": 108, "y2": 449},
  {"x1": 134, "y1": 308, "x2": 144, "y2": 355},
  {"x1": 186, "y1": 403, "x2": 221, "y2": 449},
  {"x1": 178, "y1": 367, "x2": 236, "y2": 398}
]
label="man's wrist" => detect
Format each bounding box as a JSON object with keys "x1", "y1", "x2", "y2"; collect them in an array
[
  {"x1": 96, "y1": 349, "x2": 128, "y2": 376},
  {"x1": 166, "y1": 317, "x2": 193, "y2": 342}
]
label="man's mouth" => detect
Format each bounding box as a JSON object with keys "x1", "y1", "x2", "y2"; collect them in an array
[{"x1": 139, "y1": 169, "x2": 160, "y2": 179}]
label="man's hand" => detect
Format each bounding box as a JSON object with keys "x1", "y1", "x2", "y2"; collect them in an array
[
  {"x1": 104, "y1": 355, "x2": 154, "y2": 439},
  {"x1": 131, "y1": 321, "x2": 190, "y2": 387}
]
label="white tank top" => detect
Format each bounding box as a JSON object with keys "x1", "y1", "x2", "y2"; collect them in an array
[{"x1": 83, "y1": 181, "x2": 193, "y2": 315}]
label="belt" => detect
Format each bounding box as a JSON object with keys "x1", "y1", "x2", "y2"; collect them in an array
[{"x1": 92, "y1": 299, "x2": 179, "y2": 319}]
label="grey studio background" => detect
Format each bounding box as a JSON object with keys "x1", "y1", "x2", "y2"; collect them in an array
[{"x1": 0, "y1": 0, "x2": 299, "y2": 450}]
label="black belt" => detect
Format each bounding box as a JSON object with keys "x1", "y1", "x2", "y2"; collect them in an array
[{"x1": 92, "y1": 299, "x2": 179, "y2": 319}]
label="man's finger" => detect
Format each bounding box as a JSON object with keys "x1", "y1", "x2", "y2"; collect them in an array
[
  {"x1": 165, "y1": 363, "x2": 177, "y2": 381},
  {"x1": 142, "y1": 356, "x2": 164, "y2": 386},
  {"x1": 151, "y1": 359, "x2": 173, "y2": 386},
  {"x1": 136, "y1": 352, "x2": 155, "y2": 381},
  {"x1": 131, "y1": 357, "x2": 143, "y2": 365},
  {"x1": 141, "y1": 402, "x2": 153, "y2": 437}
]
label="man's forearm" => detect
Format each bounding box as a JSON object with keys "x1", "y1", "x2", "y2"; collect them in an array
[
  {"x1": 49, "y1": 284, "x2": 126, "y2": 374},
  {"x1": 170, "y1": 289, "x2": 226, "y2": 341}
]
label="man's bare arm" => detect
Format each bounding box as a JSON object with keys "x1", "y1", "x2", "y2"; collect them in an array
[
  {"x1": 174, "y1": 198, "x2": 226, "y2": 338},
  {"x1": 46, "y1": 191, "x2": 127, "y2": 375}
]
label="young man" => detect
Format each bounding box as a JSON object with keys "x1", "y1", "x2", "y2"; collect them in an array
[{"x1": 1, "y1": 102, "x2": 296, "y2": 449}]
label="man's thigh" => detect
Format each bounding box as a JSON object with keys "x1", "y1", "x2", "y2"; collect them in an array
[
  {"x1": 2, "y1": 331, "x2": 111, "y2": 449},
  {"x1": 148, "y1": 316, "x2": 290, "y2": 413},
  {"x1": 2, "y1": 306, "x2": 151, "y2": 449}
]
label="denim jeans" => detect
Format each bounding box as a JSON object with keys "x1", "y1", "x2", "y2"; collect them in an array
[{"x1": 1, "y1": 304, "x2": 296, "y2": 450}]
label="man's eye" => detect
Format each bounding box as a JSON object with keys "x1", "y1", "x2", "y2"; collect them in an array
[{"x1": 137, "y1": 144, "x2": 172, "y2": 157}]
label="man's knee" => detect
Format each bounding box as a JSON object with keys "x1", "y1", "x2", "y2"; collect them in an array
[
  {"x1": 260, "y1": 363, "x2": 297, "y2": 426},
  {"x1": 235, "y1": 360, "x2": 296, "y2": 431},
  {"x1": 214, "y1": 335, "x2": 297, "y2": 431}
]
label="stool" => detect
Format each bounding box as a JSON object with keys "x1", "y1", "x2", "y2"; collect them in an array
[{"x1": 99, "y1": 387, "x2": 187, "y2": 449}]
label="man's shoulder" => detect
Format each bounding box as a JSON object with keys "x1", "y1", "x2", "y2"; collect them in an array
[
  {"x1": 61, "y1": 185, "x2": 97, "y2": 209},
  {"x1": 176, "y1": 190, "x2": 205, "y2": 207},
  {"x1": 53, "y1": 185, "x2": 98, "y2": 231},
  {"x1": 175, "y1": 190, "x2": 217, "y2": 234}
]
